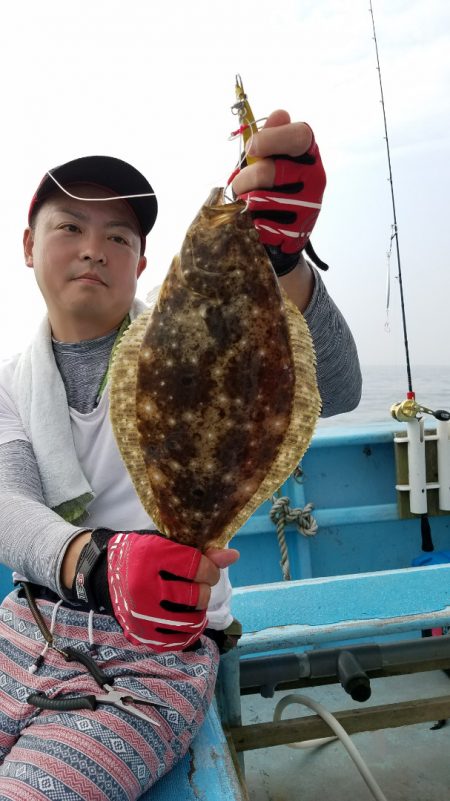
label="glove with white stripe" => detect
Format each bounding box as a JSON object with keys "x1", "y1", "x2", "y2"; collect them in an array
[
  {"x1": 234, "y1": 117, "x2": 327, "y2": 276},
  {"x1": 72, "y1": 528, "x2": 209, "y2": 652}
]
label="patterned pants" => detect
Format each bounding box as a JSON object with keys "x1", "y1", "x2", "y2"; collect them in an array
[{"x1": 0, "y1": 590, "x2": 219, "y2": 800}]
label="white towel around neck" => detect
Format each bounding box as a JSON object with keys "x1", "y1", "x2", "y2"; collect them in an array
[{"x1": 11, "y1": 298, "x2": 148, "y2": 521}]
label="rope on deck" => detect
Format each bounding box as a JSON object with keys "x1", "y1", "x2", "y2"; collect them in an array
[{"x1": 270, "y1": 495, "x2": 317, "y2": 581}]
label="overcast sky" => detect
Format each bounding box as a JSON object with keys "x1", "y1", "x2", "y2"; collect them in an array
[{"x1": 1, "y1": 0, "x2": 449, "y2": 379}]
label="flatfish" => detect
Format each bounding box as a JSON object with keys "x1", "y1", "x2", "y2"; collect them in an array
[{"x1": 110, "y1": 188, "x2": 320, "y2": 549}]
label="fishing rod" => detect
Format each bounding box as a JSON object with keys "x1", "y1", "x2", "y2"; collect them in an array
[
  {"x1": 368, "y1": 1, "x2": 414, "y2": 397},
  {"x1": 370, "y1": 7, "x2": 450, "y2": 578},
  {"x1": 370, "y1": 3, "x2": 450, "y2": 429}
]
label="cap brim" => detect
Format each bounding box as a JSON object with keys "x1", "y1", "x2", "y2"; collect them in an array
[{"x1": 29, "y1": 155, "x2": 158, "y2": 237}]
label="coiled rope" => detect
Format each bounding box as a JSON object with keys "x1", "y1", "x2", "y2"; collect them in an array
[{"x1": 270, "y1": 494, "x2": 317, "y2": 580}]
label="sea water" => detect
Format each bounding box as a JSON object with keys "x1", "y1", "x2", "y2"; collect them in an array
[{"x1": 317, "y1": 364, "x2": 450, "y2": 428}]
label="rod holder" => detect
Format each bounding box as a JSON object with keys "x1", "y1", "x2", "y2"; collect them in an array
[
  {"x1": 407, "y1": 419, "x2": 427, "y2": 513},
  {"x1": 395, "y1": 419, "x2": 428, "y2": 514},
  {"x1": 437, "y1": 420, "x2": 450, "y2": 511}
]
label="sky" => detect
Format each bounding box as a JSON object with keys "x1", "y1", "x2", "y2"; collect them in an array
[{"x1": 1, "y1": 0, "x2": 449, "y2": 379}]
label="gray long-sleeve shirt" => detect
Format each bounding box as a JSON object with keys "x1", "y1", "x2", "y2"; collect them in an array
[{"x1": 0, "y1": 270, "x2": 361, "y2": 595}]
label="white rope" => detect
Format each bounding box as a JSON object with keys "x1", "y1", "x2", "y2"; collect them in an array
[
  {"x1": 28, "y1": 599, "x2": 63, "y2": 674},
  {"x1": 270, "y1": 495, "x2": 318, "y2": 581},
  {"x1": 87, "y1": 609, "x2": 95, "y2": 647}
]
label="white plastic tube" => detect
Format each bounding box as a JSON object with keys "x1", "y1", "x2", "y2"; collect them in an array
[
  {"x1": 437, "y1": 420, "x2": 450, "y2": 510},
  {"x1": 274, "y1": 694, "x2": 389, "y2": 801}
]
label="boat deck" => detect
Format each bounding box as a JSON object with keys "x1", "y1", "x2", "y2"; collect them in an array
[
  {"x1": 2, "y1": 423, "x2": 448, "y2": 800},
  {"x1": 241, "y1": 670, "x2": 450, "y2": 800}
]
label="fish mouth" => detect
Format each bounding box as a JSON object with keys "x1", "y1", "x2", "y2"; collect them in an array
[{"x1": 205, "y1": 187, "x2": 246, "y2": 214}]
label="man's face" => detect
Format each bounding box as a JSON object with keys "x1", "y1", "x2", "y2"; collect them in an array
[{"x1": 23, "y1": 184, "x2": 147, "y2": 340}]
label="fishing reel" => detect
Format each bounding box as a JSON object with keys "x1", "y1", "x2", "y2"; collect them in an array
[{"x1": 391, "y1": 399, "x2": 450, "y2": 423}]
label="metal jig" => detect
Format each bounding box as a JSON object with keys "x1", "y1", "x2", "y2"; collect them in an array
[{"x1": 231, "y1": 74, "x2": 259, "y2": 165}]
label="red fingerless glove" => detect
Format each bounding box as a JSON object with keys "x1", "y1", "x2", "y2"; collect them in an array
[
  {"x1": 239, "y1": 129, "x2": 327, "y2": 276},
  {"x1": 72, "y1": 529, "x2": 207, "y2": 653},
  {"x1": 107, "y1": 532, "x2": 207, "y2": 652}
]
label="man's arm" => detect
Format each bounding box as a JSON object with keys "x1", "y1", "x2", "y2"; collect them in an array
[
  {"x1": 301, "y1": 266, "x2": 362, "y2": 416},
  {"x1": 0, "y1": 439, "x2": 239, "y2": 652},
  {"x1": 278, "y1": 253, "x2": 315, "y2": 312},
  {"x1": 0, "y1": 439, "x2": 88, "y2": 596}
]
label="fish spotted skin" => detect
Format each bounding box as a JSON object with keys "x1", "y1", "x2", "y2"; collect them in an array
[{"x1": 134, "y1": 188, "x2": 297, "y2": 548}]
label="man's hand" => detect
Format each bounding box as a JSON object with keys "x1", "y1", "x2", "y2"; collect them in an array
[
  {"x1": 70, "y1": 529, "x2": 239, "y2": 653},
  {"x1": 107, "y1": 533, "x2": 238, "y2": 651},
  {"x1": 232, "y1": 110, "x2": 326, "y2": 277}
]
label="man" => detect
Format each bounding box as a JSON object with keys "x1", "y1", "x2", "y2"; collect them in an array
[{"x1": 0, "y1": 111, "x2": 361, "y2": 799}]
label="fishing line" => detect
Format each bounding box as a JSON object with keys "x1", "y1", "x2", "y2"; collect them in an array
[
  {"x1": 226, "y1": 115, "x2": 268, "y2": 187},
  {"x1": 46, "y1": 171, "x2": 156, "y2": 201},
  {"x1": 223, "y1": 117, "x2": 268, "y2": 206},
  {"x1": 369, "y1": 1, "x2": 413, "y2": 394},
  {"x1": 228, "y1": 117, "x2": 267, "y2": 144},
  {"x1": 384, "y1": 225, "x2": 396, "y2": 333}
]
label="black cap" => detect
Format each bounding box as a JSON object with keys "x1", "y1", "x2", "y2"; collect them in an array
[{"x1": 28, "y1": 155, "x2": 158, "y2": 238}]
